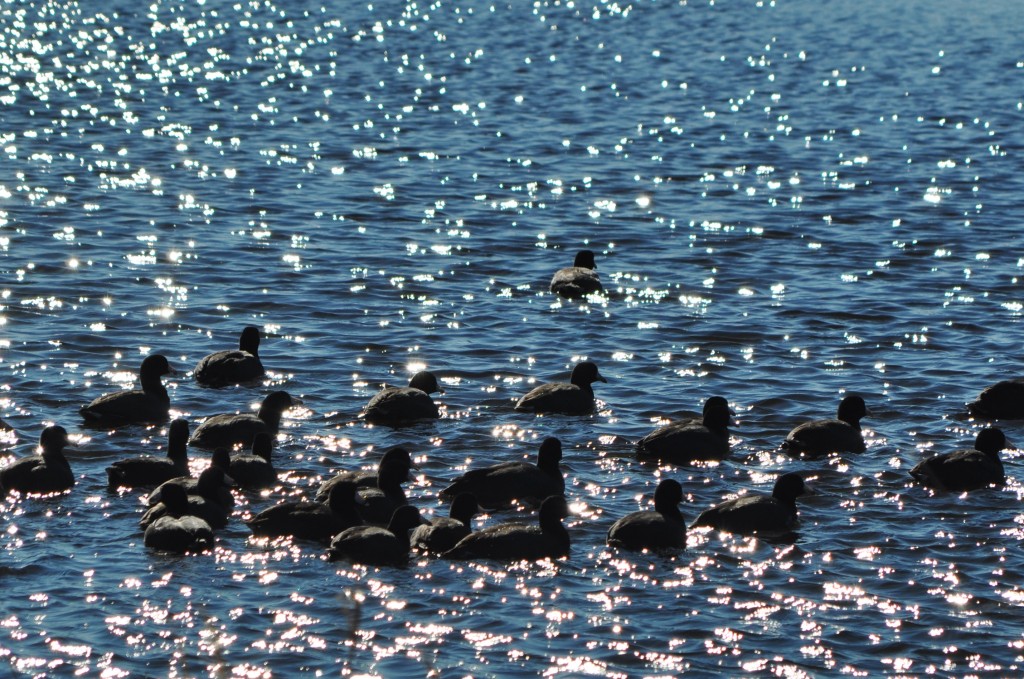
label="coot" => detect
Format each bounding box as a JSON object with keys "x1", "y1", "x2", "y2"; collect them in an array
[
  {"x1": 80, "y1": 355, "x2": 175, "y2": 425},
  {"x1": 514, "y1": 362, "x2": 607, "y2": 415},
  {"x1": 194, "y1": 326, "x2": 265, "y2": 387},
  {"x1": 440, "y1": 437, "x2": 564, "y2": 509},
  {"x1": 637, "y1": 396, "x2": 732, "y2": 464},
  {"x1": 550, "y1": 250, "x2": 603, "y2": 299}
]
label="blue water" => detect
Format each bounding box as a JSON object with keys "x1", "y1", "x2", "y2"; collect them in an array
[{"x1": 2, "y1": 0, "x2": 1024, "y2": 675}]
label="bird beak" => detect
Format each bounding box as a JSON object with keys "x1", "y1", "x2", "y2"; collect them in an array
[{"x1": 597, "y1": 372, "x2": 608, "y2": 383}]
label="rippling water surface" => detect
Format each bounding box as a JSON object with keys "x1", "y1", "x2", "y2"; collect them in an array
[{"x1": 2, "y1": 0, "x2": 1024, "y2": 675}]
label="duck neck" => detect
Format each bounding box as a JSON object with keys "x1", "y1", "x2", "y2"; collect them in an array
[
  {"x1": 572, "y1": 379, "x2": 595, "y2": 394},
  {"x1": 239, "y1": 335, "x2": 260, "y2": 357},
  {"x1": 168, "y1": 440, "x2": 187, "y2": 465},
  {"x1": 450, "y1": 505, "x2": 476, "y2": 527},
  {"x1": 257, "y1": 406, "x2": 284, "y2": 430},
  {"x1": 537, "y1": 455, "x2": 562, "y2": 482},
  {"x1": 775, "y1": 495, "x2": 798, "y2": 513},
  {"x1": 378, "y1": 473, "x2": 407, "y2": 503},
  {"x1": 704, "y1": 419, "x2": 729, "y2": 436},
  {"x1": 655, "y1": 499, "x2": 684, "y2": 523},
  {"x1": 141, "y1": 372, "x2": 169, "y2": 400},
  {"x1": 42, "y1": 447, "x2": 68, "y2": 466},
  {"x1": 386, "y1": 519, "x2": 413, "y2": 550},
  {"x1": 539, "y1": 512, "x2": 569, "y2": 546}
]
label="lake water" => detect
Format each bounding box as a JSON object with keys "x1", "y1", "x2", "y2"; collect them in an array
[{"x1": 2, "y1": 0, "x2": 1024, "y2": 675}]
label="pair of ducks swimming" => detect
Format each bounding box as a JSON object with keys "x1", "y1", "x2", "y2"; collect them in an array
[{"x1": 636, "y1": 395, "x2": 869, "y2": 464}]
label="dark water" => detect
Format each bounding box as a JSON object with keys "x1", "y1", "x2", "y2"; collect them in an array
[{"x1": 2, "y1": 0, "x2": 1024, "y2": 675}]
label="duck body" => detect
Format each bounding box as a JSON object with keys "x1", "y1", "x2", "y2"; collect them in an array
[
  {"x1": 140, "y1": 493, "x2": 229, "y2": 530},
  {"x1": 229, "y1": 432, "x2": 277, "y2": 490},
  {"x1": 328, "y1": 505, "x2": 425, "y2": 566},
  {"x1": 106, "y1": 418, "x2": 190, "y2": 489},
  {"x1": 140, "y1": 467, "x2": 233, "y2": 529},
  {"x1": 444, "y1": 495, "x2": 570, "y2": 562},
  {"x1": 144, "y1": 514, "x2": 215, "y2": 553},
  {"x1": 143, "y1": 485, "x2": 214, "y2": 554},
  {"x1": 247, "y1": 481, "x2": 361, "y2": 543},
  {"x1": 80, "y1": 355, "x2": 174, "y2": 425},
  {"x1": 910, "y1": 427, "x2": 1008, "y2": 491},
  {"x1": 692, "y1": 473, "x2": 808, "y2": 539},
  {"x1": 968, "y1": 379, "x2": 1024, "y2": 419},
  {"x1": 316, "y1": 446, "x2": 412, "y2": 502},
  {"x1": 515, "y1": 362, "x2": 606, "y2": 415},
  {"x1": 189, "y1": 391, "x2": 298, "y2": 450},
  {"x1": 637, "y1": 397, "x2": 732, "y2": 464},
  {"x1": 782, "y1": 396, "x2": 867, "y2": 456},
  {"x1": 440, "y1": 437, "x2": 563, "y2": 509},
  {"x1": 411, "y1": 493, "x2": 479, "y2": 554},
  {"x1": 362, "y1": 372, "x2": 441, "y2": 424},
  {"x1": 607, "y1": 479, "x2": 686, "y2": 552},
  {"x1": 550, "y1": 250, "x2": 603, "y2": 299},
  {"x1": 0, "y1": 426, "x2": 74, "y2": 496},
  {"x1": 194, "y1": 326, "x2": 265, "y2": 388}
]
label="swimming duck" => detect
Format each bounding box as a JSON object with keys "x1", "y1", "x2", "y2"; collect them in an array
[
  {"x1": 194, "y1": 326, "x2": 265, "y2": 387},
  {"x1": 550, "y1": 250, "x2": 603, "y2": 299},
  {"x1": 910, "y1": 427, "x2": 1010, "y2": 492},
  {"x1": 355, "y1": 451, "x2": 414, "y2": 526},
  {"x1": 106, "y1": 418, "x2": 190, "y2": 489},
  {"x1": 514, "y1": 361, "x2": 607, "y2": 415},
  {"x1": 189, "y1": 390, "x2": 300, "y2": 450},
  {"x1": 607, "y1": 479, "x2": 686, "y2": 552},
  {"x1": 361, "y1": 371, "x2": 442, "y2": 424},
  {"x1": 411, "y1": 493, "x2": 480, "y2": 554},
  {"x1": 328, "y1": 505, "x2": 426, "y2": 567},
  {"x1": 316, "y1": 446, "x2": 413, "y2": 502},
  {"x1": 691, "y1": 472, "x2": 809, "y2": 539},
  {"x1": 229, "y1": 432, "x2": 277, "y2": 490},
  {"x1": 439, "y1": 437, "x2": 564, "y2": 509},
  {"x1": 80, "y1": 355, "x2": 175, "y2": 425},
  {"x1": 0, "y1": 425, "x2": 75, "y2": 496},
  {"x1": 782, "y1": 396, "x2": 867, "y2": 456},
  {"x1": 143, "y1": 483, "x2": 215, "y2": 554},
  {"x1": 444, "y1": 495, "x2": 571, "y2": 562},
  {"x1": 968, "y1": 379, "x2": 1024, "y2": 420},
  {"x1": 636, "y1": 396, "x2": 732, "y2": 464},
  {"x1": 247, "y1": 480, "x2": 362, "y2": 543}
]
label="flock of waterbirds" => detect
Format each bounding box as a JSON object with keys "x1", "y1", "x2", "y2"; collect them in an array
[{"x1": 1, "y1": 252, "x2": 1019, "y2": 564}]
